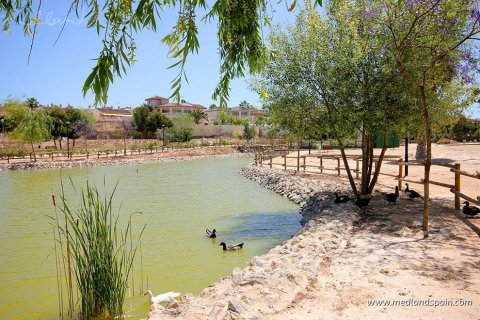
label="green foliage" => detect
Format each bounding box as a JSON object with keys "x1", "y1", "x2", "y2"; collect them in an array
[
  {"x1": 189, "y1": 109, "x2": 208, "y2": 124},
  {"x1": 52, "y1": 183, "x2": 144, "y2": 319},
  {"x1": 242, "y1": 123, "x2": 256, "y2": 141},
  {"x1": 26, "y1": 97, "x2": 39, "y2": 111},
  {"x1": 10, "y1": 110, "x2": 51, "y2": 144},
  {"x1": 0, "y1": 0, "x2": 279, "y2": 105},
  {"x1": 4, "y1": 99, "x2": 29, "y2": 129},
  {"x1": 164, "y1": 114, "x2": 194, "y2": 142},
  {"x1": 133, "y1": 104, "x2": 173, "y2": 138}
]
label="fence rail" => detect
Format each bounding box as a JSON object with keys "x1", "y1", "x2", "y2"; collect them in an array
[{"x1": 256, "y1": 149, "x2": 480, "y2": 210}]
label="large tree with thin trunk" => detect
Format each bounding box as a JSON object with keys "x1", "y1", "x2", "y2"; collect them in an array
[
  {"x1": 10, "y1": 111, "x2": 51, "y2": 161},
  {"x1": 381, "y1": 0, "x2": 480, "y2": 236},
  {"x1": 256, "y1": 4, "x2": 414, "y2": 196}
]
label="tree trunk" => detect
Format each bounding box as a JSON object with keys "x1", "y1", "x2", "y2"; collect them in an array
[
  {"x1": 415, "y1": 137, "x2": 426, "y2": 160},
  {"x1": 337, "y1": 139, "x2": 358, "y2": 196},
  {"x1": 420, "y1": 86, "x2": 431, "y2": 237},
  {"x1": 30, "y1": 142, "x2": 36, "y2": 162},
  {"x1": 368, "y1": 131, "x2": 389, "y2": 194},
  {"x1": 59, "y1": 137, "x2": 63, "y2": 150},
  {"x1": 361, "y1": 129, "x2": 369, "y2": 195},
  {"x1": 53, "y1": 138, "x2": 57, "y2": 148}
]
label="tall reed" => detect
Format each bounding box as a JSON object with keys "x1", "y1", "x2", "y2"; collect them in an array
[{"x1": 52, "y1": 182, "x2": 145, "y2": 319}]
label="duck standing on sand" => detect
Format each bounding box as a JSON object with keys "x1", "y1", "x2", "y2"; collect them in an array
[
  {"x1": 219, "y1": 242, "x2": 244, "y2": 251},
  {"x1": 462, "y1": 201, "x2": 480, "y2": 218},
  {"x1": 206, "y1": 228, "x2": 216, "y2": 238},
  {"x1": 354, "y1": 194, "x2": 372, "y2": 213},
  {"x1": 404, "y1": 183, "x2": 421, "y2": 199},
  {"x1": 143, "y1": 290, "x2": 180, "y2": 304},
  {"x1": 383, "y1": 186, "x2": 399, "y2": 205},
  {"x1": 334, "y1": 192, "x2": 351, "y2": 204}
]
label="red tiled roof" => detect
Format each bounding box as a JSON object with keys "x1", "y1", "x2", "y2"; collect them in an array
[{"x1": 145, "y1": 95, "x2": 169, "y2": 101}]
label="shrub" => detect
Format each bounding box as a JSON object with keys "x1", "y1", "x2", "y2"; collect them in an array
[{"x1": 52, "y1": 184, "x2": 144, "y2": 319}]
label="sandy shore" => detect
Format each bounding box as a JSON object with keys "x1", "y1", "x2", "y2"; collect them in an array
[{"x1": 147, "y1": 165, "x2": 479, "y2": 320}]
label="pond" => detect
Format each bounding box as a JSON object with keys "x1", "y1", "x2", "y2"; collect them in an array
[{"x1": 0, "y1": 157, "x2": 300, "y2": 319}]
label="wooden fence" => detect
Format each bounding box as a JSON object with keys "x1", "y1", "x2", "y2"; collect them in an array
[
  {"x1": 0, "y1": 144, "x2": 235, "y2": 164},
  {"x1": 256, "y1": 150, "x2": 480, "y2": 210}
]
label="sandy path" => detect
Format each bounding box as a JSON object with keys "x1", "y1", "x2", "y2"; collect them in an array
[{"x1": 267, "y1": 200, "x2": 480, "y2": 320}]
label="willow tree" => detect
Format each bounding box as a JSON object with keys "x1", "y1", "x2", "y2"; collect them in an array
[
  {"x1": 381, "y1": 0, "x2": 480, "y2": 236},
  {"x1": 256, "y1": 3, "x2": 414, "y2": 196},
  {"x1": 10, "y1": 110, "x2": 51, "y2": 161},
  {"x1": 0, "y1": 0, "x2": 292, "y2": 105}
]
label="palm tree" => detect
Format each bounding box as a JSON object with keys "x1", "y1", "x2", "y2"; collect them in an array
[
  {"x1": 189, "y1": 109, "x2": 208, "y2": 125},
  {"x1": 26, "y1": 97, "x2": 40, "y2": 113}
]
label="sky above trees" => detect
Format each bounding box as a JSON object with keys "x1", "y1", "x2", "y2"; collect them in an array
[{"x1": 0, "y1": 1, "x2": 295, "y2": 109}]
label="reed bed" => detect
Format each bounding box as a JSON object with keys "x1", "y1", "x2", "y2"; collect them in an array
[{"x1": 51, "y1": 182, "x2": 145, "y2": 319}]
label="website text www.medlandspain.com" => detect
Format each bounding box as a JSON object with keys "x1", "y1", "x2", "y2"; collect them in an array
[{"x1": 367, "y1": 298, "x2": 473, "y2": 308}]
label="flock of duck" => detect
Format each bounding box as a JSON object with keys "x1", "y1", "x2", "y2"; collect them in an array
[
  {"x1": 206, "y1": 228, "x2": 245, "y2": 251},
  {"x1": 334, "y1": 183, "x2": 479, "y2": 218},
  {"x1": 142, "y1": 228, "x2": 245, "y2": 305}
]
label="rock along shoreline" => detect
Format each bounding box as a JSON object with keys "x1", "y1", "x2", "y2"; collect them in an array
[{"x1": 148, "y1": 164, "x2": 359, "y2": 320}]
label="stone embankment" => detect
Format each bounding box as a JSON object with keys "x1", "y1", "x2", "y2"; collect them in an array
[
  {"x1": 148, "y1": 165, "x2": 359, "y2": 320},
  {"x1": 0, "y1": 153, "x2": 250, "y2": 171}
]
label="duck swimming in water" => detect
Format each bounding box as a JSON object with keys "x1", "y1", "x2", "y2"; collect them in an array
[
  {"x1": 143, "y1": 290, "x2": 180, "y2": 304},
  {"x1": 206, "y1": 228, "x2": 216, "y2": 238},
  {"x1": 219, "y1": 242, "x2": 244, "y2": 251},
  {"x1": 462, "y1": 201, "x2": 480, "y2": 218}
]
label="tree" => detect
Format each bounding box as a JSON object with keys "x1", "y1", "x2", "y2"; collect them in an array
[
  {"x1": 46, "y1": 106, "x2": 67, "y2": 149},
  {"x1": 239, "y1": 100, "x2": 254, "y2": 109},
  {"x1": 10, "y1": 111, "x2": 51, "y2": 161},
  {"x1": 209, "y1": 104, "x2": 218, "y2": 109},
  {"x1": 133, "y1": 104, "x2": 173, "y2": 138},
  {"x1": 148, "y1": 112, "x2": 173, "y2": 134},
  {"x1": 132, "y1": 104, "x2": 152, "y2": 138},
  {"x1": 242, "y1": 123, "x2": 256, "y2": 141},
  {"x1": 4, "y1": 99, "x2": 30, "y2": 130},
  {"x1": 26, "y1": 97, "x2": 40, "y2": 112},
  {"x1": 74, "y1": 118, "x2": 96, "y2": 154},
  {"x1": 189, "y1": 109, "x2": 208, "y2": 124},
  {"x1": 256, "y1": 5, "x2": 414, "y2": 195},
  {"x1": 381, "y1": 0, "x2": 480, "y2": 235},
  {"x1": 120, "y1": 120, "x2": 134, "y2": 156}
]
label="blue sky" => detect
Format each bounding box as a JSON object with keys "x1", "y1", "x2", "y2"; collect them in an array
[
  {"x1": 0, "y1": 2, "x2": 479, "y2": 117},
  {"x1": 0, "y1": 1, "x2": 294, "y2": 109}
]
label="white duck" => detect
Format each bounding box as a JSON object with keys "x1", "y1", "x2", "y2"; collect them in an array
[{"x1": 143, "y1": 290, "x2": 180, "y2": 304}]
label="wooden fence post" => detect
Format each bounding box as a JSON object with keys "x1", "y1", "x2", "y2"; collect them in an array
[
  {"x1": 303, "y1": 156, "x2": 306, "y2": 172},
  {"x1": 87, "y1": 152, "x2": 89, "y2": 160},
  {"x1": 320, "y1": 156, "x2": 323, "y2": 173},
  {"x1": 283, "y1": 155, "x2": 287, "y2": 171},
  {"x1": 7, "y1": 155, "x2": 9, "y2": 164},
  {"x1": 51, "y1": 152, "x2": 54, "y2": 161},
  {"x1": 269, "y1": 155, "x2": 272, "y2": 168},
  {"x1": 337, "y1": 157, "x2": 341, "y2": 176},
  {"x1": 454, "y1": 163, "x2": 461, "y2": 209},
  {"x1": 355, "y1": 159, "x2": 359, "y2": 180},
  {"x1": 398, "y1": 158, "x2": 403, "y2": 190},
  {"x1": 98, "y1": 152, "x2": 100, "y2": 159}
]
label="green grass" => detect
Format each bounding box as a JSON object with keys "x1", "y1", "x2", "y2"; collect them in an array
[{"x1": 51, "y1": 182, "x2": 145, "y2": 319}]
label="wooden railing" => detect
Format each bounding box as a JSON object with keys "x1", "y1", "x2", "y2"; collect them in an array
[{"x1": 256, "y1": 150, "x2": 479, "y2": 210}]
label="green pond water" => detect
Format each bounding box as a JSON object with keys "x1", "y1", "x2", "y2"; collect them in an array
[{"x1": 0, "y1": 157, "x2": 300, "y2": 319}]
